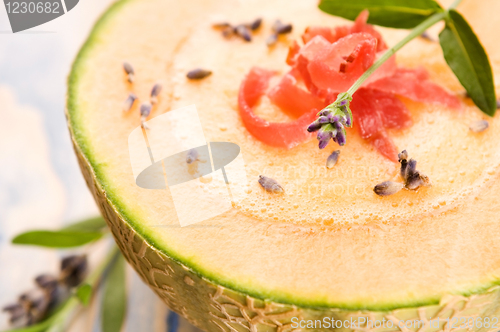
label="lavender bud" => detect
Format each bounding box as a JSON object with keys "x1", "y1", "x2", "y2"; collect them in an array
[
  {"x1": 35, "y1": 275, "x2": 58, "y2": 291},
  {"x1": 317, "y1": 126, "x2": 333, "y2": 141},
  {"x1": 398, "y1": 150, "x2": 408, "y2": 162},
  {"x1": 406, "y1": 159, "x2": 417, "y2": 178},
  {"x1": 343, "y1": 114, "x2": 352, "y2": 127},
  {"x1": 335, "y1": 129, "x2": 346, "y2": 146},
  {"x1": 318, "y1": 139, "x2": 330, "y2": 149},
  {"x1": 374, "y1": 181, "x2": 404, "y2": 196},
  {"x1": 60, "y1": 255, "x2": 87, "y2": 288},
  {"x1": 123, "y1": 62, "x2": 134, "y2": 83},
  {"x1": 258, "y1": 175, "x2": 284, "y2": 193},
  {"x1": 140, "y1": 103, "x2": 152, "y2": 118},
  {"x1": 318, "y1": 116, "x2": 329, "y2": 124},
  {"x1": 272, "y1": 20, "x2": 282, "y2": 32},
  {"x1": 2, "y1": 303, "x2": 25, "y2": 324},
  {"x1": 334, "y1": 121, "x2": 344, "y2": 131},
  {"x1": 249, "y1": 18, "x2": 262, "y2": 30},
  {"x1": 123, "y1": 93, "x2": 137, "y2": 112},
  {"x1": 406, "y1": 172, "x2": 424, "y2": 190},
  {"x1": 276, "y1": 23, "x2": 292, "y2": 34},
  {"x1": 469, "y1": 120, "x2": 489, "y2": 133},
  {"x1": 307, "y1": 120, "x2": 322, "y2": 132},
  {"x1": 326, "y1": 150, "x2": 340, "y2": 169},
  {"x1": 398, "y1": 150, "x2": 408, "y2": 179},
  {"x1": 186, "y1": 149, "x2": 199, "y2": 164},
  {"x1": 187, "y1": 68, "x2": 212, "y2": 80},
  {"x1": 317, "y1": 109, "x2": 329, "y2": 117},
  {"x1": 18, "y1": 289, "x2": 50, "y2": 325},
  {"x1": 235, "y1": 24, "x2": 252, "y2": 42},
  {"x1": 150, "y1": 83, "x2": 162, "y2": 104},
  {"x1": 272, "y1": 20, "x2": 292, "y2": 34},
  {"x1": 404, "y1": 159, "x2": 431, "y2": 189},
  {"x1": 266, "y1": 34, "x2": 278, "y2": 47},
  {"x1": 327, "y1": 113, "x2": 339, "y2": 123}
]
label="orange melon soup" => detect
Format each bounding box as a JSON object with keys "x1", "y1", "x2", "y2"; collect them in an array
[{"x1": 67, "y1": 0, "x2": 500, "y2": 329}]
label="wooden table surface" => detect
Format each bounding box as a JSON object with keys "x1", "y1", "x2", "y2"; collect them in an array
[{"x1": 0, "y1": 1, "x2": 201, "y2": 331}]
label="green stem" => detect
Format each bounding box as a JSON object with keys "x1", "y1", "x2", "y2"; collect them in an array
[
  {"x1": 346, "y1": 11, "x2": 447, "y2": 96},
  {"x1": 3, "y1": 245, "x2": 120, "y2": 332}
]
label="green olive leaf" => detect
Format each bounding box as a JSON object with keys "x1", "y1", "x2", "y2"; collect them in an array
[
  {"x1": 11, "y1": 216, "x2": 106, "y2": 248},
  {"x1": 439, "y1": 10, "x2": 496, "y2": 116},
  {"x1": 101, "y1": 254, "x2": 127, "y2": 332},
  {"x1": 12, "y1": 231, "x2": 103, "y2": 248},
  {"x1": 76, "y1": 283, "x2": 93, "y2": 306},
  {"x1": 62, "y1": 216, "x2": 107, "y2": 232},
  {"x1": 318, "y1": 0, "x2": 442, "y2": 29}
]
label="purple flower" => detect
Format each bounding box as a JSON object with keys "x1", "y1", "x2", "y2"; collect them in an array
[
  {"x1": 335, "y1": 130, "x2": 345, "y2": 146},
  {"x1": 307, "y1": 120, "x2": 322, "y2": 132},
  {"x1": 327, "y1": 113, "x2": 339, "y2": 123},
  {"x1": 318, "y1": 116, "x2": 329, "y2": 124},
  {"x1": 318, "y1": 139, "x2": 329, "y2": 149},
  {"x1": 316, "y1": 129, "x2": 332, "y2": 142},
  {"x1": 307, "y1": 92, "x2": 353, "y2": 149}
]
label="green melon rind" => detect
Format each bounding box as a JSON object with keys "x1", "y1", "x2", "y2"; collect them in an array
[{"x1": 66, "y1": 0, "x2": 500, "y2": 312}]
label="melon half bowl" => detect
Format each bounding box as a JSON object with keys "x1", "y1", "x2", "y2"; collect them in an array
[{"x1": 66, "y1": 0, "x2": 500, "y2": 331}]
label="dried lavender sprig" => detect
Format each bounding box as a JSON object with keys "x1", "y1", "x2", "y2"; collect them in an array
[
  {"x1": 2, "y1": 255, "x2": 88, "y2": 328},
  {"x1": 307, "y1": 93, "x2": 353, "y2": 149},
  {"x1": 309, "y1": 11, "x2": 454, "y2": 151}
]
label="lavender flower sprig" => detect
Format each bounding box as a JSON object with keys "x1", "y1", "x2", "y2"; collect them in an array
[
  {"x1": 307, "y1": 93, "x2": 353, "y2": 149},
  {"x1": 308, "y1": 0, "x2": 497, "y2": 149}
]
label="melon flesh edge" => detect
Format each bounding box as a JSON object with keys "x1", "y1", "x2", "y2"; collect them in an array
[{"x1": 66, "y1": 0, "x2": 500, "y2": 329}]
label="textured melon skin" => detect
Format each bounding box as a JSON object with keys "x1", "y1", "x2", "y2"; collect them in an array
[
  {"x1": 68, "y1": 118, "x2": 500, "y2": 331},
  {"x1": 65, "y1": 0, "x2": 500, "y2": 330}
]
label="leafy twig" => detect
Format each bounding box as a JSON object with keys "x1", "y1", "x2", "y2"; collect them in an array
[{"x1": 2, "y1": 246, "x2": 120, "y2": 332}]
